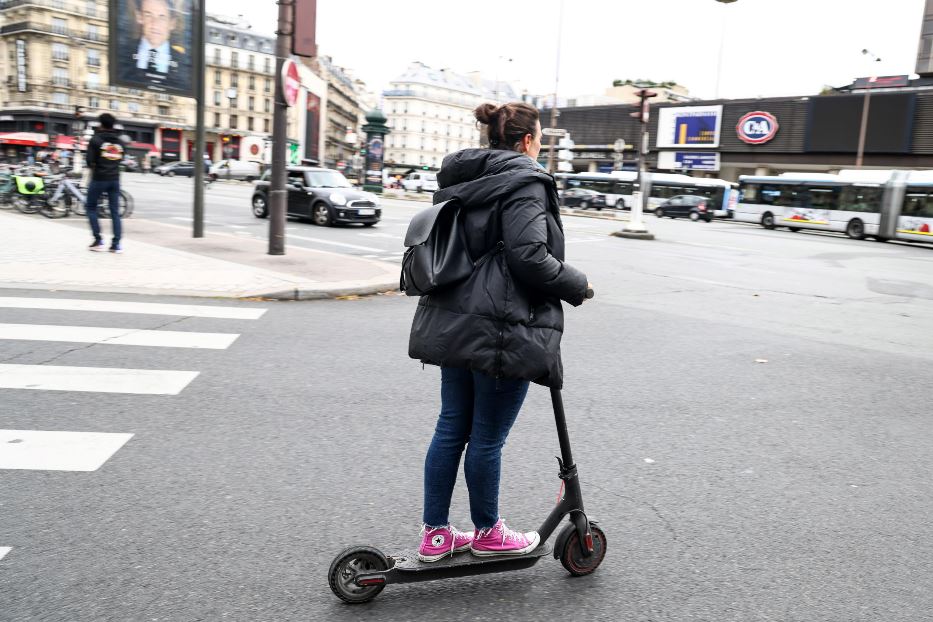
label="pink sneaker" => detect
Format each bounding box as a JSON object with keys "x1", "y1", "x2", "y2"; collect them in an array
[
  {"x1": 471, "y1": 518, "x2": 540, "y2": 557},
  {"x1": 418, "y1": 524, "x2": 474, "y2": 562}
]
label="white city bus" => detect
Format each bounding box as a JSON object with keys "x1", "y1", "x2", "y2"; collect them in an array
[
  {"x1": 735, "y1": 171, "x2": 933, "y2": 243},
  {"x1": 557, "y1": 172, "x2": 737, "y2": 216}
]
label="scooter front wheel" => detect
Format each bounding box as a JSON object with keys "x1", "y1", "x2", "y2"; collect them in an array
[
  {"x1": 328, "y1": 546, "x2": 389, "y2": 604},
  {"x1": 558, "y1": 524, "x2": 607, "y2": 577}
]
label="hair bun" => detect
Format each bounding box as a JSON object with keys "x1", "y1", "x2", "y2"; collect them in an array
[{"x1": 474, "y1": 103, "x2": 499, "y2": 125}]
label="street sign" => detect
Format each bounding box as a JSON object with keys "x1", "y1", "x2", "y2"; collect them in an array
[
  {"x1": 558, "y1": 136, "x2": 574, "y2": 149},
  {"x1": 613, "y1": 139, "x2": 626, "y2": 153},
  {"x1": 657, "y1": 151, "x2": 721, "y2": 171},
  {"x1": 543, "y1": 128, "x2": 567, "y2": 137},
  {"x1": 557, "y1": 161, "x2": 574, "y2": 172},
  {"x1": 557, "y1": 149, "x2": 574, "y2": 161},
  {"x1": 281, "y1": 59, "x2": 301, "y2": 107},
  {"x1": 292, "y1": 0, "x2": 318, "y2": 58}
]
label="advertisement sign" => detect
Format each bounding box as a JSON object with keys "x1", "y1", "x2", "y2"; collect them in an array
[
  {"x1": 365, "y1": 136, "x2": 384, "y2": 184},
  {"x1": 736, "y1": 111, "x2": 779, "y2": 144},
  {"x1": 657, "y1": 151, "x2": 721, "y2": 171},
  {"x1": 15, "y1": 39, "x2": 27, "y2": 92},
  {"x1": 656, "y1": 105, "x2": 723, "y2": 148},
  {"x1": 109, "y1": 0, "x2": 196, "y2": 96},
  {"x1": 282, "y1": 59, "x2": 301, "y2": 107},
  {"x1": 853, "y1": 75, "x2": 910, "y2": 89},
  {"x1": 292, "y1": 0, "x2": 317, "y2": 57}
]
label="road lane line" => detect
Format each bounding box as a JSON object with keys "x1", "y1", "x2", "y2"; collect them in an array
[
  {"x1": 0, "y1": 297, "x2": 267, "y2": 319},
  {"x1": 360, "y1": 232, "x2": 403, "y2": 239},
  {"x1": 0, "y1": 365, "x2": 199, "y2": 395},
  {"x1": 286, "y1": 234, "x2": 387, "y2": 252},
  {"x1": 0, "y1": 324, "x2": 239, "y2": 349},
  {"x1": 0, "y1": 547, "x2": 10, "y2": 561},
  {"x1": 0, "y1": 430, "x2": 133, "y2": 472}
]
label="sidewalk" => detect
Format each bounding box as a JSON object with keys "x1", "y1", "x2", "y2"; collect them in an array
[{"x1": 0, "y1": 211, "x2": 400, "y2": 300}]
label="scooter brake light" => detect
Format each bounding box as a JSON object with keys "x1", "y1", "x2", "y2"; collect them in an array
[{"x1": 584, "y1": 533, "x2": 594, "y2": 552}]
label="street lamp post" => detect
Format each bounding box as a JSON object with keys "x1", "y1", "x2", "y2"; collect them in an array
[
  {"x1": 855, "y1": 49, "x2": 882, "y2": 169},
  {"x1": 545, "y1": 0, "x2": 565, "y2": 173},
  {"x1": 714, "y1": 0, "x2": 738, "y2": 99},
  {"x1": 612, "y1": 89, "x2": 656, "y2": 241}
]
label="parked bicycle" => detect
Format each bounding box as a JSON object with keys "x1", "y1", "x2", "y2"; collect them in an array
[
  {"x1": 11, "y1": 174, "x2": 47, "y2": 214},
  {"x1": 70, "y1": 185, "x2": 134, "y2": 219},
  {"x1": 40, "y1": 174, "x2": 85, "y2": 218}
]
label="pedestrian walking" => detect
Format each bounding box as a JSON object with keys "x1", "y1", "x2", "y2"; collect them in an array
[
  {"x1": 409, "y1": 102, "x2": 592, "y2": 562},
  {"x1": 84, "y1": 113, "x2": 125, "y2": 253},
  {"x1": 141, "y1": 153, "x2": 151, "y2": 175}
]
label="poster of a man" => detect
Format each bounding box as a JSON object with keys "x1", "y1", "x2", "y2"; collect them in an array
[{"x1": 110, "y1": 0, "x2": 195, "y2": 96}]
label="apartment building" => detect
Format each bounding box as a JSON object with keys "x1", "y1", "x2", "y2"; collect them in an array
[
  {"x1": 382, "y1": 61, "x2": 518, "y2": 172},
  {"x1": 314, "y1": 55, "x2": 368, "y2": 171}
]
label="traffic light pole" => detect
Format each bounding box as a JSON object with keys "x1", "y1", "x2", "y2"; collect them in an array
[
  {"x1": 612, "y1": 89, "x2": 655, "y2": 241},
  {"x1": 268, "y1": 0, "x2": 293, "y2": 255},
  {"x1": 192, "y1": 0, "x2": 206, "y2": 238}
]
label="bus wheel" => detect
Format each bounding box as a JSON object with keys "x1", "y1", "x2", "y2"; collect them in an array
[
  {"x1": 761, "y1": 212, "x2": 775, "y2": 229},
  {"x1": 615, "y1": 199, "x2": 626, "y2": 210},
  {"x1": 846, "y1": 219, "x2": 865, "y2": 240},
  {"x1": 788, "y1": 227, "x2": 800, "y2": 232}
]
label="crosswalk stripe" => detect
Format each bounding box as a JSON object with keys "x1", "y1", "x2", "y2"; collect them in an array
[
  {"x1": 0, "y1": 323, "x2": 239, "y2": 349},
  {"x1": 0, "y1": 297, "x2": 267, "y2": 320},
  {"x1": 0, "y1": 364, "x2": 198, "y2": 395},
  {"x1": 0, "y1": 430, "x2": 133, "y2": 471},
  {"x1": 286, "y1": 234, "x2": 387, "y2": 252},
  {"x1": 0, "y1": 547, "x2": 10, "y2": 561}
]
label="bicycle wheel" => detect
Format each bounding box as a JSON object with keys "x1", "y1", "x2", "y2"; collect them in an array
[
  {"x1": 71, "y1": 193, "x2": 86, "y2": 216},
  {"x1": 40, "y1": 198, "x2": 70, "y2": 218},
  {"x1": 120, "y1": 190, "x2": 133, "y2": 217}
]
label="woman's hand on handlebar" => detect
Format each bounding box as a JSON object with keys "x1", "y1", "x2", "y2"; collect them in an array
[{"x1": 584, "y1": 283, "x2": 595, "y2": 301}]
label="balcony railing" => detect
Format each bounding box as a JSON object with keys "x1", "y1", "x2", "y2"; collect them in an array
[
  {"x1": 1, "y1": 20, "x2": 107, "y2": 42},
  {"x1": 0, "y1": 0, "x2": 106, "y2": 18}
]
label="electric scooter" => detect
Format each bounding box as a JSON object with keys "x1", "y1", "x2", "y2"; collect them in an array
[{"x1": 328, "y1": 378, "x2": 607, "y2": 604}]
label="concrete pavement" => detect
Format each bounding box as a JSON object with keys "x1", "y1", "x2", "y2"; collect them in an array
[{"x1": 0, "y1": 210, "x2": 400, "y2": 299}]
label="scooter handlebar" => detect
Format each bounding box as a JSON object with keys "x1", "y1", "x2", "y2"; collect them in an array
[{"x1": 584, "y1": 287, "x2": 595, "y2": 300}]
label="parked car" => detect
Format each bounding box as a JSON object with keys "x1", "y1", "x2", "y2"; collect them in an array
[
  {"x1": 560, "y1": 188, "x2": 607, "y2": 210},
  {"x1": 210, "y1": 159, "x2": 261, "y2": 181},
  {"x1": 154, "y1": 161, "x2": 195, "y2": 177},
  {"x1": 401, "y1": 171, "x2": 438, "y2": 193},
  {"x1": 120, "y1": 157, "x2": 139, "y2": 172},
  {"x1": 654, "y1": 194, "x2": 713, "y2": 222},
  {"x1": 251, "y1": 166, "x2": 381, "y2": 227}
]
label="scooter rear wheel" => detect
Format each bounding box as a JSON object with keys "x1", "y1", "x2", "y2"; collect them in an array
[
  {"x1": 558, "y1": 524, "x2": 607, "y2": 577},
  {"x1": 328, "y1": 546, "x2": 389, "y2": 604}
]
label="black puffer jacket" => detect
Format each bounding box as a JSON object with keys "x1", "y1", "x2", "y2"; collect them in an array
[{"x1": 408, "y1": 149, "x2": 588, "y2": 388}]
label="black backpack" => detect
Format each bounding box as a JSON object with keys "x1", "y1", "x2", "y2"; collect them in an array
[{"x1": 400, "y1": 199, "x2": 503, "y2": 296}]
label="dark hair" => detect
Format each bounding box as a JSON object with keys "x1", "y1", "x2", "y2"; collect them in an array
[
  {"x1": 474, "y1": 102, "x2": 539, "y2": 151},
  {"x1": 98, "y1": 113, "x2": 116, "y2": 129}
]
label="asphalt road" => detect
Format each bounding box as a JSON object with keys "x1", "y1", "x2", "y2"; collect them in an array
[{"x1": 3, "y1": 179, "x2": 933, "y2": 621}]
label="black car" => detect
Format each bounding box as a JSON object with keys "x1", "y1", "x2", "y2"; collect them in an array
[
  {"x1": 251, "y1": 166, "x2": 381, "y2": 226},
  {"x1": 560, "y1": 188, "x2": 608, "y2": 210},
  {"x1": 655, "y1": 194, "x2": 713, "y2": 222},
  {"x1": 155, "y1": 161, "x2": 195, "y2": 177}
]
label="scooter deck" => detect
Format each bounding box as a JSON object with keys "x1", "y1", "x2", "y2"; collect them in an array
[{"x1": 375, "y1": 544, "x2": 552, "y2": 585}]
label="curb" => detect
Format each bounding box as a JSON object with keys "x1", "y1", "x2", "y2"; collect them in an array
[
  {"x1": 559, "y1": 207, "x2": 629, "y2": 221},
  {"x1": 254, "y1": 280, "x2": 400, "y2": 301}
]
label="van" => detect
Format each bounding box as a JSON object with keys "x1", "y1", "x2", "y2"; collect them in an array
[
  {"x1": 209, "y1": 159, "x2": 261, "y2": 181},
  {"x1": 402, "y1": 172, "x2": 438, "y2": 193}
]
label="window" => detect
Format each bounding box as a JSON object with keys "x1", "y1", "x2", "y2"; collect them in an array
[
  {"x1": 264, "y1": 78, "x2": 271, "y2": 93},
  {"x1": 839, "y1": 185, "x2": 883, "y2": 213},
  {"x1": 158, "y1": 105, "x2": 169, "y2": 116},
  {"x1": 128, "y1": 102, "x2": 139, "y2": 113},
  {"x1": 229, "y1": 96, "x2": 237, "y2": 108},
  {"x1": 229, "y1": 115, "x2": 238, "y2": 129},
  {"x1": 248, "y1": 117, "x2": 254, "y2": 131},
  {"x1": 52, "y1": 67, "x2": 69, "y2": 86},
  {"x1": 52, "y1": 43, "x2": 69, "y2": 61},
  {"x1": 86, "y1": 72, "x2": 100, "y2": 89},
  {"x1": 213, "y1": 48, "x2": 221, "y2": 65},
  {"x1": 52, "y1": 92, "x2": 68, "y2": 105},
  {"x1": 109, "y1": 99, "x2": 119, "y2": 110},
  {"x1": 87, "y1": 49, "x2": 100, "y2": 67},
  {"x1": 231, "y1": 74, "x2": 239, "y2": 88},
  {"x1": 89, "y1": 96, "x2": 99, "y2": 108},
  {"x1": 214, "y1": 70, "x2": 222, "y2": 86},
  {"x1": 85, "y1": 0, "x2": 96, "y2": 16},
  {"x1": 264, "y1": 98, "x2": 270, "y2": 113},
  {"x1": 214, "y1": 91, "x2": 221, "y2": 106},
  {"x1": 52, "y1": 17, "x2": 68, "y2": 35},
  {"x1": 805, "y1": 186, "x2": 840, "y2": 210},
  {"x1": 264, "y1": 57, "x2": 271, "y2": 73},
  {"x1": 231, "y1": 51, "x2": 238, "y2": 69},
  {"x1": 248, "y1": 96, "x2": 254, "y2": 111},
  {"x1": 264, "y1": 118, "x2": 270, "y2": 133},
  {"x1": 214, "y1": 112, "x2": 221, "y2": 127},
  {"x1": 248, "y1": 55, "x2": 255, "y2": 71},
  {"x1": 249, "y1": 75, "x2": 255, "y2": 90},
  {"x1": 86, "y1": 24, "x2": 99, "y2": 40},
  {"x1": 211, "y1": 30, "x2": 220, "y2": 42}
]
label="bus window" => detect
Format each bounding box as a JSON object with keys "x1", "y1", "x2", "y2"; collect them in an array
[
  {"x1": 776, "y1": 185, "x2": 805, "y2": 207},
  {"x1": 614, "y1": 182, "x2": 634, "y2": 195},
  {"x1": 740, "y1": 183, "x2": 759, "y2": 202},
  {"x1": 903, "y1": 191, "x2": 932, "y2": 217},
  {"x1": 840, "y1": 186, "x2": 883, "y2": 213},
  {"x1": 760, "y1": 185, "x2": 784, "y2": 205},
  {"x1": 806, "y1": 186, "x2": 840, "y2": 210}
]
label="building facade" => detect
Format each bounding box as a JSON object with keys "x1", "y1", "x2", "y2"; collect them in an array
[
  {"x1": 313, "y1": 55, "x2": 367, "y2": 173},
  {"x1": 382, "y1": 61, "x2": 518, "y2": 172}
]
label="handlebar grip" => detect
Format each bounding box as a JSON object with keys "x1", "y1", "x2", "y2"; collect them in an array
[{"x1": 585, "y1": 287, "x2": 595, "y2": 300}]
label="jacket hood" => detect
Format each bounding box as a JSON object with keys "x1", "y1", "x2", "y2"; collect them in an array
[
  {"x1": 94, "y1": 129, "x2": 123, "y2": 141},
  {"x1": 434, "y1": 148, "x2": 554, "y2": 208}
]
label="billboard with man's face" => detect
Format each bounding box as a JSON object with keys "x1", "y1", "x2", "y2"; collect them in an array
[{"x1": 109, "y1": 0, "x2": 196, "y2": 96}]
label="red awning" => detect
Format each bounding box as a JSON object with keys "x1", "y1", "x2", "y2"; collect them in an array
[
  {"x1": 0, "y1": 132, "x2": 49, "y2": 147},
  {"x1": 128, "y1": 142, "x2": 159, "y2": 155},
  {"x1": 54, "y1": 135, "x2": 76, "y2": 149}
]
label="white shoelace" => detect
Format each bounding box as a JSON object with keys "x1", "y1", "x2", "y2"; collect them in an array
[
  {"x1": 421, "y1": 523, "x2": 465, "y2": 558},
  {"x1": 478, "y1": 520, "x2": 525, "y2": 547}
]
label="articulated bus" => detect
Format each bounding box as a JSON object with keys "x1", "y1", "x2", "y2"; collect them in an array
[
  {"x1": 734, "y1": 171, "x2": 933, "y2": 243},
  {"x1": 557, "y1": 172, "x2": 737, "y2": 217}
]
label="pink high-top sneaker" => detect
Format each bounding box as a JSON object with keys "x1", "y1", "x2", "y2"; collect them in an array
[
  {"x1": 418, "y1": 524, "x2": 474, "y2": 562},
  {"x1": 470, "y1": 518, "x2": 540, "y2": 557}
]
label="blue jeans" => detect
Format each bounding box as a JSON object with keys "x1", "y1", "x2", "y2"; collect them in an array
[
  {"x1": 423, "y1": 367, "x2": 530, "y2": 530},
  {"x1": 86, "y1": 179, "x2": 122, "y2": 245}
]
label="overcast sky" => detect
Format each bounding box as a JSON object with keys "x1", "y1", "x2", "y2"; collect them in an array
[{"x1": 206, "y1": 0, "x2": 927, "y2": 101}]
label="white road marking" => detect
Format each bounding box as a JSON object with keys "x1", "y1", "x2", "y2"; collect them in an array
[
  {"x1": 0, "y1": 297, "x2": 267, "y2": 319},
  {"x1": 0, "y1": 547, "x2": 10, "y2": 561},
  {"x1": 0, "y1": 323, "x2": 239, "y2": 349},
  {"x1": 0, "y1": 365, "x2": 199, "y2": 395},
  {"x1": 360, "y1": 232, "x2": 403, "y2": 239},
  {"x1": 286, "y1": 234, "x2": 387, "y2": 252},
  {"x1": 0, "y1": 430, "x2": 133, "y2": 472},
  {"x1": 566, "y1": 237, "x2": 609, "y2": 244}
]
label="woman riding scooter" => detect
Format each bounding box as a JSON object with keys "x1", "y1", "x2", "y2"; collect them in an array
[{"x1": 409, "y1": 101, "x2": 592, "y2": 562}]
